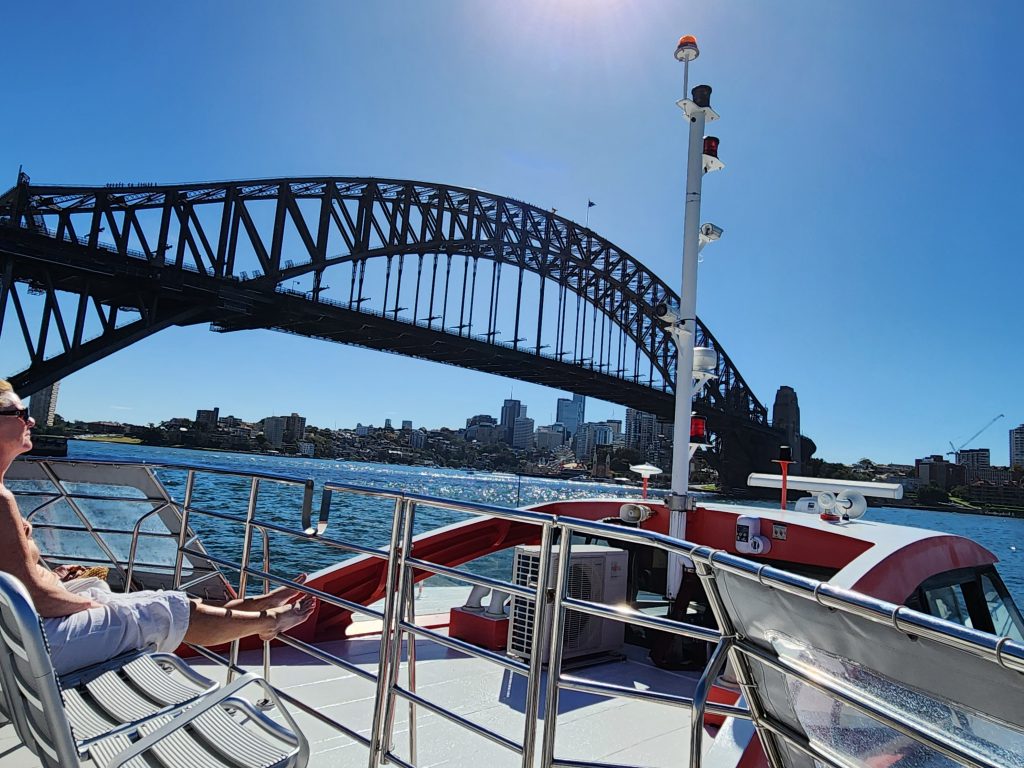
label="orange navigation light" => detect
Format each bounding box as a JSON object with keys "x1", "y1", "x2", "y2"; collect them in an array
[
  {"x1": 675, "y1": 35, "x2": 700, "y2": 62},
  {"x1": 703, "y1": 136, "x2": 720, "y2": 159}
]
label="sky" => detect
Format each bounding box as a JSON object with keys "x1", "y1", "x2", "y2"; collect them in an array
[{"x1": 2, "y1": 1, "x2": 1022, "y2": 465}]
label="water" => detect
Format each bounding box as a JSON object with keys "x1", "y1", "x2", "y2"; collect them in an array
[{"x1": 63, "y1": 440, "x2": 1024, "y2": 603}]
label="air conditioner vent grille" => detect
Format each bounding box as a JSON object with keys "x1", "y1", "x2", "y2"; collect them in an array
[{"x1": 506, "y1": 545, "x2": 627, "y2": 663}]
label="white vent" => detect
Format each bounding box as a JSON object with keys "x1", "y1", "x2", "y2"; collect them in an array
[{"x1": 507, "y1": 544, "x2": 628, "y2": 663}]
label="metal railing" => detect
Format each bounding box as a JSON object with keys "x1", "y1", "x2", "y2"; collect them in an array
[{"x1": 12, "y1": 457, "x2": 1024, "y2": 768}]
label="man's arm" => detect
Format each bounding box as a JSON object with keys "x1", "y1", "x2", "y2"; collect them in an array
[{"x1": 0, "y1": 489, "x2": 96, "y2": 617}]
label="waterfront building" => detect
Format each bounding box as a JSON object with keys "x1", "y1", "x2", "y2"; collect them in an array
[
  {"x1": 958, "y1": 448, "x2": 990, "y2": 470},
  {"x1": 297, "y1": 441, "x2": 315, "y2": 457},
  {"x1": 1012, "y1": 425, "x2": 1024, "y2": 469},
  {"x1": 512, "y1": 416, "x2": 536, "y2": 450},
  {"x1": 195, "y1": 407, "x2": 220, "y2": 428},
  {"x1": 355, "y1": 423, "x2": 371, "y2": 437},
  {"x1": 500, "y1": 399, "x2": 524, "y2": 444},
  {"x1": 263, "y1": 416, "x2": 287, "y2": 447},
  {"x1": 968, "y1": 466, "x2": 1012, "y2": 485},
  {"x1": 27, "y1": 382, "x2": 60, "y2": 427},
  {"x1": 410, "y1": 429, "x2": 428, "y2": 450},
  {"x1": 915, "y1": 455, "x2": 966, "y2": 490},
  {"x1": 555, "y1": 394, "x2": 585, "y2": 437},
  {"x1": 284, "y1": 413, "x2": 306, "y2": 443}
]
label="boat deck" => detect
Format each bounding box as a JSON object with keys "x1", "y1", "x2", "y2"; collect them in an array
[{"x1": 0, "y1": 588, "x2": 704, "y2": 768}]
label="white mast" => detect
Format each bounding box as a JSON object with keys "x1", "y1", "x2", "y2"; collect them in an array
[{"x1": 665, "y1": 35, "x2": 723, "y2": 598}]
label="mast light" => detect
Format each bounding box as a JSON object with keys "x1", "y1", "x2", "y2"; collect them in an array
[
  {"x1": 675, "y1": 35, "x2": 700, "y2": 62},
  {"x1": 690, "y1": 414, "x2": 708, "y2": 444},
  {"x1": 691, "y1": 84, "x2": 712, "y2": 108}
]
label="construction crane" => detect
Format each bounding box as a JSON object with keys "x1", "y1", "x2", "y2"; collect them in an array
[{"x1": 947, "y1": 414, "x2": 1005, "y2": 463}]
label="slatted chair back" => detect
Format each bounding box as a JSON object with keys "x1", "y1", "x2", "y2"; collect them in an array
[{"x1": 0, "y1": 573, "x2": 81, "y2": 768}]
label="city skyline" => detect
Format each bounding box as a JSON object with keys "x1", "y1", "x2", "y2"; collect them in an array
[{"x1": 3, "y1": 2, "x2": 1023, "y2": 466}]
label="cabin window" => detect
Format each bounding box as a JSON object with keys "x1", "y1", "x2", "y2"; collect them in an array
[
  {"x1": 979, "y1": 572, "x2": 1024, "y2": 642},
  {"x1": 922, "y1": 583, "x2": 974, "y2": 628},
  {"x1": 909, "y1": 566, "x2": 1024, "y2": 641}
]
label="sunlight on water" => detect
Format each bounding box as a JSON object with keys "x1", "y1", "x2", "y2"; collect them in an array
[{"x1": 64, "y1": 441, "x2": 1024, "y2": 602}]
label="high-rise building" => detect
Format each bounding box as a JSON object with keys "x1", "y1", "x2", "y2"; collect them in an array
[
  {"x1": 27, "y1": 382, "x2": 60, "y2": 427},
  {"x1": 263, "y1": 416, "x2": 287, "y2": 447},
  {"x1": 384, "y1": 418, "x2": 393, "y2": 430},
  {"x1": 556, "y1": 394, "x2": 586, "y2": 437},
  {"x1": 575, "y1": 422, "x2": 613, "y2": 461},
  {"x1": 958, "y1": 448, "x2": 990, "y2": 470},
  {"x1": 512, "y1": 416, "x2": 536, "y2": 449},
  {"x1": 401, "y1": 420, "x2": 413, "y2": 431},
  {"x1": 195, "y1": 407, "x2": 220, "y2": 428},
  {"x1": 1011, "y1": 425, "x2": 1024, "y2": 469},
  {"x1": 284, "y1": 413, "x2": 306, "y2": 443},
  {"x1": 625, "y1": 408, "x2": 658, "y2": 455},
  {"x1": 500, "y1": 399, "x2": 524, "y2": 444}
]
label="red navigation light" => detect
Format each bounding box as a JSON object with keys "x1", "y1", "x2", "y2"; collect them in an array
[
  {"x1": 675, "y1": 35, "x2": 700, "y2": 62},
  {"x1": 690, "y1": 415, "x2": 708, "y2": 444},
  {"x1": 703, "y1": 136, "x2": 720, "y2": 158}
]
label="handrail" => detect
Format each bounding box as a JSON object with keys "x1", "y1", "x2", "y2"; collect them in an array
[{"x1": 12, "y1": 457, "x2": 1024, "y2": 768}]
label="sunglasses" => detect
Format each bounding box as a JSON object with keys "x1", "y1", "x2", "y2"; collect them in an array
[{"x1": 0, "y1": 408, "x2": 30, "y2": 423}]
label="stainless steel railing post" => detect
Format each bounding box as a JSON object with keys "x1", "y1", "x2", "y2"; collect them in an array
[
  {"x1": 539, "y1": 524, "x2": 571, "y2": 767},
  {"x1": 368, "y1": 494, "x2": 409, "y2": 768},
  {"x1": 257, "y1": 527, "x2": 274, "y2": 708},
  {"x1": 381, "y1": 499, "x2": 417, "y2": 761},
  {"x1": 694, "y1": 553, "x2": 786, "y2": 768},
  {"x1": 520, "y1": 521, "x2": 554, "y2": 768},
  {"x1": 689, "y1": 638, "x2": 731, "y2": 768},
  {"x1": 172, "y1": 470, "x2": 197, "y2": 590},
  {"x1": 125, "y1": 504, "x2": 170, "y2": 591},
  {"x1": 405, "y1": 558, "x2": 418, "y2": 766},
  {"x1": 227, "y1": 476, "x2": 260, "y2": 683}
]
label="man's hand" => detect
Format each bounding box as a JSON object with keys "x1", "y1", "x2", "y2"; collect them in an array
[{"x1": 52, "y1": 564, "x2": 88, "y2": 581}]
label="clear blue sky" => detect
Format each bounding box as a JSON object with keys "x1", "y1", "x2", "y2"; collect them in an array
[{"x1": 2, "y1": 1, "x2": 1022, "y2": 465}]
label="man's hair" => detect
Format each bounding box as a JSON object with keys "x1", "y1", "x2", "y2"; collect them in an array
[{"x1": 0, "y1": 380, "x2": 15, "y2": 408}]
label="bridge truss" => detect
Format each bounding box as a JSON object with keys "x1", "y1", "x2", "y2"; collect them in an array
[{"x1": 0, "y1": 173, "x2": 767, "y2": 425}]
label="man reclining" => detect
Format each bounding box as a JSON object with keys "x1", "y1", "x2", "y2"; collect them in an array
[{"x1": 0, "y1": 379, "x2": 315, "y2": 675}]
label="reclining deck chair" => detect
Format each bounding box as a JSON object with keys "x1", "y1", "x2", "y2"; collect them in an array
[{"x1": 0, "y1": 572, "x2": 309, "y2": 768}]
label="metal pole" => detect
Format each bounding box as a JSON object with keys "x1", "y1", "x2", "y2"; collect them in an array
[
  {"x1": 667, "y1": 83, "x2": 708, "y2": 598},
  {"x1": 520, "y1": 522, "x2": 555, "y2": 767},
  {"x1": 228, "y1": 476, "x2": 260, "y2": 683},
  {"x1": 368, "y1": 495, "x2": 408, "y2": 767}
]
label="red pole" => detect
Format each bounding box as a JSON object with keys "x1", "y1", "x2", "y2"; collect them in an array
[
  {"x1": 780, "y1": 461, "x2": 789, "y2": 510},
  {"x1": 772, "y1": 459, "x2": 793, "y2": 510},
  {"x1": 642, "y1": 477, "x2": 649, "y2": 499}
]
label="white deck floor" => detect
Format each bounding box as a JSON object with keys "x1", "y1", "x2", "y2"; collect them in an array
[{"x1": 0, "y1": 587, "x2": 706, "y2": 768}]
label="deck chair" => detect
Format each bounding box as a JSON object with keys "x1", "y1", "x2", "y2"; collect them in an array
[{"x1": 0, "y1": 572, "x2": 309, "y2": 768}]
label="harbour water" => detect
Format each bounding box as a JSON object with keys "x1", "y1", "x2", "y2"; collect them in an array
[{"x1": 60, "y1": 440, "x2": 1024, "y2": 603}]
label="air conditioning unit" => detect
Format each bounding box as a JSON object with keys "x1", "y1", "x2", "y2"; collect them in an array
[{"x1": 507, "y1": 544, "x2": 628, "y2": 663}]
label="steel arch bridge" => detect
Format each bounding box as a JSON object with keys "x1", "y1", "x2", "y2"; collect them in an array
[{"x1": 0, "y1": 173, "x2": 769, "y2": 433}]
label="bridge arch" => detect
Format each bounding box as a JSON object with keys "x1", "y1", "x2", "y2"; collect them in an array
[{"x1": 0, "y1": 175, "x2": 766, "y2": 424}]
